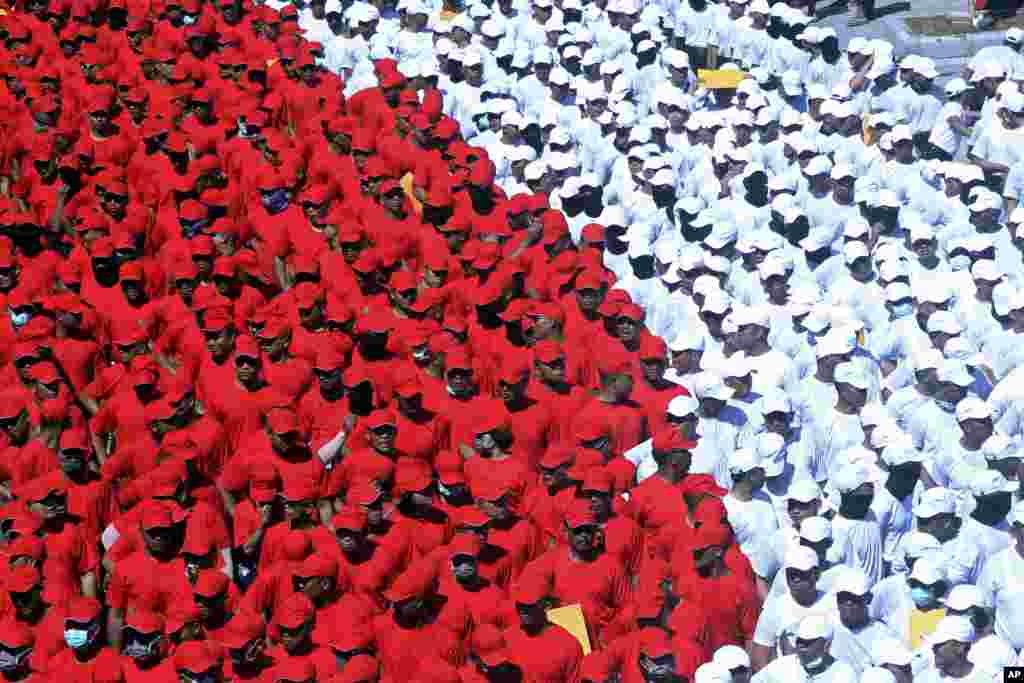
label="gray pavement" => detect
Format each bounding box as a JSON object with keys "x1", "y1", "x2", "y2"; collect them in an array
[{"x1": 816, "y1": 0, "x2": 1006, "y2": 82}]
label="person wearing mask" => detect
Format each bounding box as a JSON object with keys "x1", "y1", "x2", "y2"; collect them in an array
[
  {"x1": 750, "y1": 615, "x2": 856, "y2": 682},
  {"x1": 977, "y1": 501, "x2": 1024, "y2": 653},
  {"x1": 828, "y1": 568, "x2": 898, "y2": 677},
  {"x1": 750, "y1": 546, "x2": 832, "y2": 671},
  {"x1": 829, "y1": 463, "x2": 884, "y2": 584}
]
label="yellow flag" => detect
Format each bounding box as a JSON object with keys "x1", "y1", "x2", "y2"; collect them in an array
[
  {"x1": 546, "y1": 604, "x2": 592, "y2": 655},
  {"x1": 697, "y1": 69, "x2": 747, "y2": 90},
  {"x1": 909, "y1": 608, "x2": 945, "y2": 649}
]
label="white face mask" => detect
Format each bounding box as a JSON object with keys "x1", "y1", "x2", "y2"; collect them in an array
[
  {"x1": 9, "y1": 310, "x2": 30, "y2": 328},
  {"x1": 949, "y1": 255, "x2": 971, "y2": 271},
  {"x1": 63, "y1": 628, "x2": 91, "y2": 649},
  {"x1": 890, "y1": 302, "x2": 914, "y2": 319}
]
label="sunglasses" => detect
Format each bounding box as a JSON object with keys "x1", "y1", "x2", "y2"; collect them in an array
[{"x1": 235, "y1": 356, "x2": 259, "y2": 367}]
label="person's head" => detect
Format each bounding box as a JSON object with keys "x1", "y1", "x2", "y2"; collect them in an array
[
  {"x1": 793, "y1": 616, "x2": 833, "y2": 673},
  {"x1": 292, "y1": 554, "x2": 338, "y2": 607},
  {"x1": 929, "y1": 617, "x2": 975, "y2": 677},
  {"x1": 140, "y1": 506, "x2": 185, "y2": 560},
  {"x1": 274, "y1": 595, "x2": 315, "y2": 654},
  {"x1": 728, "y1": 449, "x2": 765, "y2": 491},
  {"x1": 6, "y1": 567, "x2": 45, "y2": 624},
  {"x1": 512, "y1": 576, "x2": 548, "y2": 634},
  {"x1": 833, "y1": 362, "x2": 869, "y2": 410},
  {"x1": 122, "y1": 611, "x2": 167, "y2": 669},
  {"x1": 784, "y1": 547, "x2": 820, "y2": 604},
  {"x1": 906, "y1": 556, "x2": 949, "y2": 610},
  {"x1": 835, "y1": 569, "x2": 872, "y2": 630},
  {"x1": 651, "y1": 430, "x2": 695, "y2": 482},
  {"x1": 786, "y1": 481, "x2": 822, "y2": 528}
]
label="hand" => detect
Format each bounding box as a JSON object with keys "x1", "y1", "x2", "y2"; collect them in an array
[{"x1": 342, "y1": 414, "x2": 356, "y2": 433}]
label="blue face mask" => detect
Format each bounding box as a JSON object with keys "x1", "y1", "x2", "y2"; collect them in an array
[
  {"x1": 63, "y1": 628, "x2": 91, "y2": 650},
  {"x1": 9, "y1": 310, "x2": 31, "y2": 328},
  {"x1": 910, "y1": 585, "x2": 937, "y2": 609},
  {"x1": 261, "y1": 189, "x2": 290, "y2": 214},
  {"x1": 890, "y1": 302, "x2": 914, "y2": 319}
]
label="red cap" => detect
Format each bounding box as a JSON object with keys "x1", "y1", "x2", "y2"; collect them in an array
[
  {"x1": 274, "y1": 594, "x2": 315, "y2": 630},
  {"x1": 365, "y1": 409, "x2": 397, "y2": 430},
  {"x1": 563, "y1": 498, "x2": 599, "y2": 529},
  {"x1": 435, "y1": 451, "x2": 465, "y2": 485},
  {"x1": 532, "y1": 339, "x2": 564, "y2": 365},
  {"x1": 221, "y1": 611, "x2": 266, "y2": 650},
  {"x1": 639, "y1": 335, "x2": 668, "y2": 361},
  {"x1": 141, "y1": 503, "x2": 185, "y2": 531},
  {"x1": 652, "y1": 429, "x2": 697, "y2": 453},
  {"x1": 383, "y1": 564, "x2": 433, "y2": 603},
  {"x1": 0, "y1": 620, "x2": 34, "y2": 649},
  {"x1": 347, "y1": 482, "x2": 384, "y2": 506},
  {"x1": 280, "y1": 475, "x2": 319, "y2": 502},
  {"x1": 6, "y1": 566, "x2": 41, "y2": 593},
  {"x1": 174, "y1": 641, "x2": 220, "y2": 674},
  {"x1": 394, "y1": 463, "x2": 432, "y2": 495},
  {"x1": 193, "y1": 569, "x2": 230, "y2": 599},
  {"x1": 125, "y1": 610, "x2": 164, "y2": 635},
  {"x1": 59, "y1": 427, "x2": 91, "y2": 453},
  {"x1": 512, "y1": 571, "x2": 550, "y2": 605},
  {"x1": 331, "y1": 507, "x2": 368, "y2": 533},
  {"x1": 580, "y1": 469, "x2": 615, "y2": 495},
  {"x1": 295, "y1": 553, "x2": 338, "y2": 581},
  {"x1": 64, "y1": 596, "x2": 102, "y2": 622},
  {"x1": 540, "y1": 446, "x2": 575, "y2": 469},
  {"x1": 693, "y1": 521, "x2": 733, "y2": 550},
  {"x1": 274, "y1": 658, "x2": 315, "y2": 683},
  {"x1": 619, "y1": 303, "x2": 645, "y2": 322}
]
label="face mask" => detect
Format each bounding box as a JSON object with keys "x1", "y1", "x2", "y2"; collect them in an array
[
  {"x1": 800, "y1": 656, "x2": 826, "y2": 671},
  {"x1": 261, "y1": 189, "x2": 290, "y2": 214},
  {"x1": 123, "y1": 636, "x2": 161, "y2": 660},
  {"x1": 910, "y1": 585, "x2": 938, "y2": 609},
  {"x1": 890, "y1": 303, "x2": 914, "y2": 319},
  {"x1": 412, "y1": 348, "x2": 431, "y2": 363},
  {"x1": 935, "y1": 399, "x2": 957, "y2": 413},
  {"x1": 63, "y1": 628, "x2": 92, "y2": 649},
  {"x1": 0, "y1": 648, "x2": 29, "y2": 673},
  {"x1": 181, "y1": 13, "x2": 197, "y2": 24},
  {"x1": 949, "y1": 255, "x2": 971, "y2": 271},
  {"x1": 9, "y1": 311, "x2": 31, "y2": 328}
]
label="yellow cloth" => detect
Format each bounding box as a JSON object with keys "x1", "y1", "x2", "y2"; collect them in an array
[
  {"x1": 401, "y1": 172, "x2": 422, "y2": 216},
  {"x1": 697, "y1": 69, "x2": 748, "y2": 90},
  {"x1": 439, "y1": 8, "x2": 459, "y2": 21},
  {"x1": 909, "y1": 608, "x2": 946, "y2": 649},
  {"x1": 546, "y1": 604, "x2": 592, "y2": 655}
]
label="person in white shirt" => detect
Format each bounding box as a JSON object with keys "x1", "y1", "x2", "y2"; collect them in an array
[
  {"x1": 873, "y1": 443, "x2": 924, "y2": 575},
  {"x1": 927, "y1": 79, "x2": 971, "y2": 162},
  {"x1": 829, "y1": 567, "x2": 899, "y2": 677},
  {"x1": 914, "y1": 487, "x2": 985, "y2": 588},
  {"x1": 829, "y1": 463, "x2": 885, "y2": 584},
  {"x1": 751, "y1": 614, "x2": 857, "y2": 682},
  {"x1": 724, "y1": 446, "x2": 779, "y2": 592},
  {"x1": 942, "y1": 584, "x2": 1018, "y2": 673},
  {"x1": 977, "y1": 501, "x2": 1024, "y2": 652},
  {"x1": 751, "y1": 546, "x2": 837, "y2": 672},
  {"x1": 916, "y1": 616, "x2": 1000, "y2": 683}
]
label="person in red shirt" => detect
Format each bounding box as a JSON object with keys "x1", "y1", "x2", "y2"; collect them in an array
[
  {"x1": 0, "y1": 618, "x2": 37, "y2": 683},
  {"x1": 118, "y1": 610, "x2": 175, "y2": 683},
  {"x1": 577, "y1": 469, "x2": 645, "y2": 577},
  {"x1": 264, "y1": 594, "x2": 336, "y2": 681},
  {"x1": 632, "y1": 335, "x2": 690, "y2": 437},
  {"x1": 106, "y1": 503, "x2": 188, "y2": 651},
  {"x1": 572, "y1": 418, "x2": 637, "y2": 497},
  {"x1": 219, "y1": 610, "x2": 274, "y2": 683},
  {"x1": 521, "y1": 446, "x2": 578, "y2": 544},
  {"x1": 191, "y1": 569, "x2": 240, "y2": 640},
  {"x1": 607, "y1": 627, "x2": 704, "y2": 683},
  {"x1": 434, "y1": 534, "x2": 515, "y2": 631},
  {"x1": 330, "y1": 504, "x2": 405, "y2": 612},
  {"x1": 46, "y1": 596, "x2": 121, "y2": 683},
  {"x1": 503, "y1": 570, "x2": 583, "y2": 683},
  {"x1": 528, "y1": 339, "x2": 593, "y2": 445},
  {"x1": 573, "y1": 356, "x2": 648, "y2": 457},
  {"x1": 5, "y1": 565, "x2": 66, "y2": 674},
  {"x1": 172, "y1": 642, "x2": 222, "y2": 683},
  {"x1": 494, "y1": 357, "x2": 554, "y2": 472},
  {"x1": 671, "y1": 521, "x2": 760, "y2": 654},
  {"x1": 626, "y1": 432, "x2": 697, "y2": 560}
]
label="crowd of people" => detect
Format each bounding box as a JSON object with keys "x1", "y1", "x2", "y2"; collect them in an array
[{"x1": 2, "y1": 0, "x2": 1024, "y2": 679}]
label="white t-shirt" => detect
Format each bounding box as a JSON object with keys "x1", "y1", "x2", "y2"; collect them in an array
[
  {"x1": 753, "y1": 589, "x2": 835, "y2": 654},
  {"x1": 928, "y1": 101, "x2": 965, "y2": 157},
  {"x1": 977, "y1": 545, "x2": 1024, "y2": 651}
]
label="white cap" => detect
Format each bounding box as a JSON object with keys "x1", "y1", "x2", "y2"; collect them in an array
[
  {"x1": 956, "y1": 397, "x2": 992, "y2": 421},
  {"x1": 693, "y1": 663, "x2": 730, "y2": 683},
  {"x1": 1009, "y1": 206, "x2": 1024, "y2": 224},
  {"x1": 1008, "y1": 27, "x2": 1024, "y2": 44},
  {"x1": 927, "y1": 311, "x2": 963, "y2": 335},
  {"x1": 971, "y1": 259, "x2": 1004, "y2": 282},
  {"x1": 815, "y1": 330, "x2": 854, "y2": 358},
  {"x1": 785, "y1": 545, "x2": 819, "y2": 571},
  {"x1": 789, "y1": 480, "x2": 822, "y2": 503},
  {"x1": 969, "y1": 469, "x2": 1015, "y2": 497},
  {"x1": 848, "y1": 37, "x2": 870, "y2": 53},
  {"x1": 945, "y1": 584, "x2": 988, "y2": 612},
  {"x1": 1003, "y1": 92, "x2": 1024, "y2": 114},
  {"x1": 500, "y1": 110, "x2": 524, "y2": 128},
  {"x1": 796, "y1": 615, "x2": 833, "y2": 641},
  {"x1": 843, "y1": 241, "x2": 870, "y2": 264},
  {"x1": 728, "y1": 448, "x2": 761, "y2": 475},
  {"x1": 524, "y1": 161, "x2": 547, "y2": 181},
  {"x1": 832, "y1": 463, "x2": 871, "y2": 494},
  {"x1": 712, "y1": 645, "x2": 750, "y2": 671},
  {"x1": 667, "y1": 395, "x2": 699, "y2": 418},
  {"x1": 704, "y1": 223, "x2": 738, "y2": 249},
  {"x1": 755, "y1": 432, "x2": 786, "y2": 477},
  {"x1": 882, "y1": 443, "x2": 924, "y2": 466},
  {"x1": 693, "y1": 371, "x2": 733, "y2": 400},
  {"x1": 844, "y1": 217, "x2": 871, "y2": 239},
  {"x1": 890, "y1": 124, "x2": 913, "y2": 142},
  {"x1": 873, "y1": 638, "x2": 912, "y2": 667},
  {"x1": 970, "y1": 190, "x2": 1003, "y2": 212},
  {"x1": 927, "y1": 616, "x2": 976, "y2": 646},
  {"x1": 799, "y1": 516, "x2": 831, "y2": 543},
  {"x1": 669, "y1": 330, "x2": 706, "y2": 353},
  {"x1": 885, "y1": 282, "x2": 912, "y2": 303},
  {"x1": 937, "y1": 359, "x2": 973, "y2": 387},
  {"x1": 915, "y1": 487, "x2": 958, "y2": 518},
  {"x1": 982, "y1": 433, "x2": 1015, "y2": 461},
  {"x1": 946, "y1": 78, "x2": 969, "y2": 96},
  {"x1": 834, "y1": 362, "x2": 870, "y2": 389},
  {"x1": 701, "y1": 290, "x2": 732, "y2": 315},
  {"x1": 758, "y1": 389, "x2": 792, "y2": 415},
  {"x1": 804, "y1": 155, "x2": 833, "y2": 177},
  {"x1": 909, "y1": 556, "x2": 946, "y2": 585},
  {"x1": 834, "y1": 567, "x2": 871, "y2": 596}
]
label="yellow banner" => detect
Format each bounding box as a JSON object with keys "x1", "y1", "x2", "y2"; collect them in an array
[
  {"x1": 697, "y1": 69, "x2": 748, "y2": 90},
  {"x1": 547, "y1": 604, "x2": 592, "y2": 655}
]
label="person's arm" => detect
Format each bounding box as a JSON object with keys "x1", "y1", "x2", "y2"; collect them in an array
[
  {"x1": 80, "y1": 570, "x2": 98, "y2": 598},
  {"x1": 108, "y1": 607, "x2": 125, "y2": 651}
]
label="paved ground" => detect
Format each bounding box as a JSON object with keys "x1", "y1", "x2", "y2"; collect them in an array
[{"x1": 815, "y1": 0, "x2": 1001, "y2": 83}]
